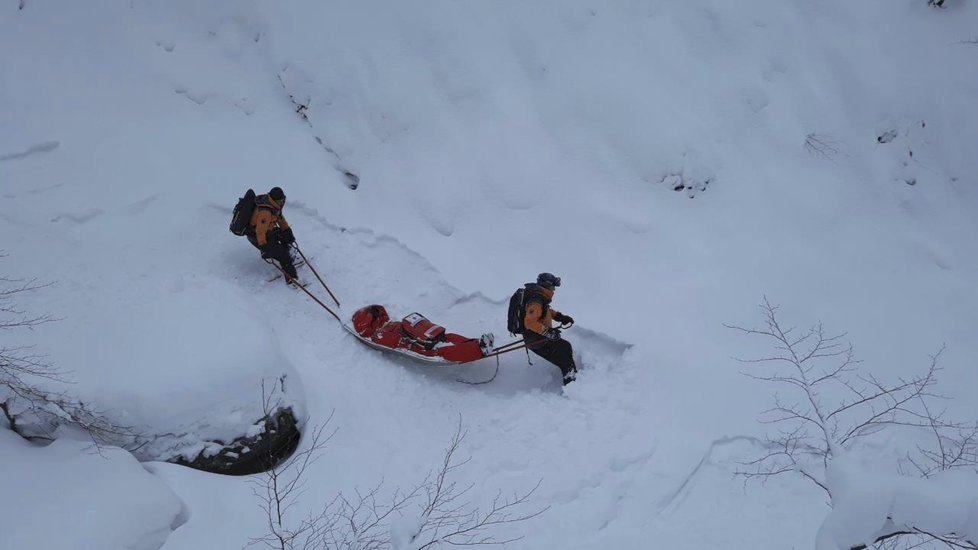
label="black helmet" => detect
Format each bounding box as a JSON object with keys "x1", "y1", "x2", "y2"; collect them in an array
[
  {"x1": 269, "y1": 186, "x2": 286, "y2": 204},
  {"x1": 537, "y1": 272, "x2": 561, "y2": 289}
]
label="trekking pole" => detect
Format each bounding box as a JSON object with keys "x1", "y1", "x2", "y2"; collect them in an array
[
  {"x1": 265, "y1": 259, "x2": 343, "y2": 324},
  {"x1": 491, "y1": 339, "x2": 528, "y2": 354},
  {"x1": 471, "y1": 321, "x2": 574, "y2": 362},
  {"x1": 292, "y1": 242, "x2": 340, "y2": 308},
  {"x1": 477, "y1": 337, "x2": 548, "y2": 361}
]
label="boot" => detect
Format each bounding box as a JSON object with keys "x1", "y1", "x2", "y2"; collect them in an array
[
  {"x1": 478, "y1": 333, "x2": 495, "y2": 356},
  {"x1": 562, "y1": 369, "x2": 577, "y2": 385},
  {"x1": 561, "y1": 360, "x2": 578, "y2": 386}
]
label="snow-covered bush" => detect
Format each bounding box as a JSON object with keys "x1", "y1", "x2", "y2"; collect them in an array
[
  {"x1": 729, "y1": 298, "x2": 978, "y2": 550},
  {"x1": 0, "y1": 257, "x2": 131, "y2": 445}
]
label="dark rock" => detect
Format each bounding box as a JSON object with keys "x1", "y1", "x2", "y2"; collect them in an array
[
  {"x1": 344, "y1": 171, "x2": 360, "y2": 190},
  {"x1": 877, "y1": 130, "x2": 898, "y2": 144},
  {"x1": 170, "y1": 407, "x2": 301, "y2": 476}
]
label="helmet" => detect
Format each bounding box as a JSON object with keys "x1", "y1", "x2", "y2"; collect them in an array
[
  {"x1": 269, "y1": 186, "x2": 286, "y2": 205},
  {"x1": 537, "y1": 272, "x2": 561, "y2": 289}
]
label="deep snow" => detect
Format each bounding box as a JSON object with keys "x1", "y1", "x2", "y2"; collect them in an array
[{"x1": 2, "y1": 0, "x2": 977, "y2": 548}]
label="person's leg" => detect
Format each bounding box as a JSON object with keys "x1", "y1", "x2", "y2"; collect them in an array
[
  {"x1": 525, "y1": 333, "x2": 577, "y2": 384},
  {"x1": 551, "y1": 339, "x2": 577, "y2": 384},
  {"x1": 265, "y1": 238, "x2": 298, "y2": 280}
]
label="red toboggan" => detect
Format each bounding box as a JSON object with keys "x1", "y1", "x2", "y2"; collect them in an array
[
  {"x1": 349, "y1": 305, "x2": 494, "y2": 364},
  {"x1": 261, "y1": 246, "x2": 540, "y2": 373}
]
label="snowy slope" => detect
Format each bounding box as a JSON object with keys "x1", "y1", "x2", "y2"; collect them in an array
[{"x1": 2, "y1": 0, "x2": 977, "y2": 548}]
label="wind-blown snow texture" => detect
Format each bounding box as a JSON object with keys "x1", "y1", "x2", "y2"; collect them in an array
[{"x1": 2, "y1": 1, "x2": 977, "y2": 548}]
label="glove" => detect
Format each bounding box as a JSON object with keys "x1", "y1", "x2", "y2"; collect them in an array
[
  {"x1": 281, "y1": 227, "x2": 295, "y2": 245},
  {"x1": 554, "y1": 313, "x2": 574, "y2": 325},
  {"x1": 543, "y1": 328, "x2": 561, "y2": 341}
]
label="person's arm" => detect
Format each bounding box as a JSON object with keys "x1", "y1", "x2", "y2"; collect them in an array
[
  {"x1": 254, "y1": 209, "x2": 272, "y2": 246},
  {"x1": 524, "y1": 300, "x2": 547, "y2": 335},
  {"x1": 552, "y1": 311, "x2": 574, "y2": 325},
  {"x1": 279, "y1": 215, "x2": 296, "y2": 244}
]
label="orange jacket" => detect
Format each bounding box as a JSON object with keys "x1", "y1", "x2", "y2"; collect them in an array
[
  {"x1": 250, "y1": 195, "x2": 290, "y2": 246},
  {"x1": 523, "y1": 286, "x2": 562, "y2": 335}
]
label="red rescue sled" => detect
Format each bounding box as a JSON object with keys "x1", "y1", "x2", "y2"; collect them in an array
[{"x1": 349, "y1": 305, "x2": 494, "y2": 365}]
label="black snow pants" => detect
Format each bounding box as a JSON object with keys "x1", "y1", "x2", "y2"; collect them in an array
[
  {"x1": 523, "y1": 331, "x2": 577, "y2": 385},
  {"x1": 248, "y1": 230, "x2": 297, "y2": 280}
]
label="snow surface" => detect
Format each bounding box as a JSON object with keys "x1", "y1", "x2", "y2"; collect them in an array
[
  {"x1": 0, "y1": 429, "x2": 184, "y2": 550},
  {"x1": 818, "y1": 450, "x2": 978, "y2": 549},
  {"x1": 2, "y1": 0, "x2": 977, "y2": 548}
]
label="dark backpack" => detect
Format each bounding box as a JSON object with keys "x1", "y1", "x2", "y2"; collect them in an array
[
  {"x1": 229, "y1": 189, "x2": 256, "y2": 236},
  {"x1": 507, "y1": 287, "x2": 526, "y2": 335}
]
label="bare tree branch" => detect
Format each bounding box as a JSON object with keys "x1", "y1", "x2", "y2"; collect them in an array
[
  {"x1": 731, "y1": 298, "x2": 976, "y2": 549},
  {"x1": 249, "y1": 413, "x2": 546, "y2": 550}
]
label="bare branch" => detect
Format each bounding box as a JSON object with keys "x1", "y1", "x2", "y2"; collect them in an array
[
  {"x1": 731, "y1": 299, "x2": 976, "y2": 550},
  {"x1": 249, "y1": 413, "x2": 545, "y2": 550}
]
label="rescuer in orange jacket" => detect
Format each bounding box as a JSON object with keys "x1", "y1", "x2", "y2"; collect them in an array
[
  {"x1": 246, "y1": 187, "x2": 298, "y2": 283},
  {"x1": 522, "y1": 272, "x2": 577, "y2": 385}
]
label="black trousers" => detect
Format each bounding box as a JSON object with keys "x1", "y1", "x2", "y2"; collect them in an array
[
  {"x1": 248, "y1": 232, "x2": 297, "y2": 279},
  {"x1": 524, "y1": 331, "x2": 577, "y2": 381}
]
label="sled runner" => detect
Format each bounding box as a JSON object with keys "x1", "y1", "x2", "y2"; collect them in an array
[{"x1": 349, "y1": 305, "x2": 494, "y2": 365}]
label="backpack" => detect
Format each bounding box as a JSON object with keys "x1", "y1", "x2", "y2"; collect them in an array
[
  {"x1": 229, "y1": 189, "x2": 256, "y2": 236},
  {"x1": 400, "y1": 313, "x2": 447, "y2": 350},
  {"x1": 507, "y1": 287, "x2": 526, "y2": 335}
]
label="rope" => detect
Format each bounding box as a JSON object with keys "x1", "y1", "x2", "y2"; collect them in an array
[{"x1": 457, "y1": 354, "x2": 500, "y2": 385}]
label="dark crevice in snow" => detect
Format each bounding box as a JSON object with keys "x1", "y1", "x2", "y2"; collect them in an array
[
  {"x1": 0, "y1": 140, "x2": 59, "y2": 162},
  {"x1": 276, "y1": 68, "x2": 360, "y2": 190},
  {"x1": 659, "y1": 172, "x2": 712, "y2": 199}
]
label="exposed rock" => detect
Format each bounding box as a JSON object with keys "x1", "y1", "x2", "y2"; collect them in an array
[{"x1": 170, "y1": 407, "x2": 301, "y2": 476}]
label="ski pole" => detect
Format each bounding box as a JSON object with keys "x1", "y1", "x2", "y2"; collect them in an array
[
  {"x1": 468, "y1": 322, "x2": 573, "y2": 363},
  {"x1": 265, "y1": 258, "x2": 343, "y2": 324},
  {"x1": 491, "y1": 339, "x2": 528, "y2": 353},
  {"x1": 292, "y1": 242, "x2": 340, "y2": 307},
  {"x1": 473, "y1": 337, "x2": 551, "y2": 362}
]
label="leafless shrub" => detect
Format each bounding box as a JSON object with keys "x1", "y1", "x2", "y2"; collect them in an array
[
  {"x1": 250, "y1": 416, "x2": 546, "y2": 550},
  {"x1": 728, "y1": 297, "x2": 977, "y2": 550},
  {"x1": 805, "y1": 133, "x2": 842, "y2": 161},
  {"x1": 871, "y1": 534, "x2": 932, "y2": 550},
  {"x1": 858, "y1": 527, "x2": 977, "y2": 550},
  {"x1": 400, "y1": 421, "x2": 546, "y2": 549},
  {"x1": 249, "y1": 419, "x2": 337, "y2": 550}
]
